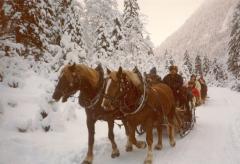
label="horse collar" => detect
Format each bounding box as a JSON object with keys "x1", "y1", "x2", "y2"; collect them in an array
[{"x1": 121, "y1": 78, "x2": 148, "y2": 116}]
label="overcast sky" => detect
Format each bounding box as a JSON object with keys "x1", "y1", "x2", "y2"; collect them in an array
[{"x1": 120, "y1": 0, "x2": 204, "y2": 46}]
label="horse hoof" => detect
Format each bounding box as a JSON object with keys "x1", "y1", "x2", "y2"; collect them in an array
[
  {"x1": 144, "y1": 159, "x2": 152, "y2": 164},
  {"x1": 111, "y1": 151, "x2": 120, "y2": 158},
  {"x1": 136, "y1": 141, "x2": 146, "y2": 149},
  {"x1": 82, "y1": 160, "x2": 92, "y2": 164},
  {"x1": 126, "y1": 146, "x2": 133, "y2": 152},
  {"x1": 154, "y1": 144, "x2": 162, "y2": 150},
  {"x1": 170, "y1": 141, "x2": 176, "y2": 147}
]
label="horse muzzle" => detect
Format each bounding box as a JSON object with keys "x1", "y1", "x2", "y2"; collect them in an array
[{"x1": 52, "y1": 92, "x2": 61, "y2": 102}]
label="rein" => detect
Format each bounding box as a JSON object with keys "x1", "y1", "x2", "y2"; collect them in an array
[{"x1": 84, "y1": 79, "x2": 106, "y2": 109}]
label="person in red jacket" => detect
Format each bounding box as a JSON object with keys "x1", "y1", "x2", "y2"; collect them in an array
[{"x1": 188, "y1": 81, "x2": 201, "y2": 106}]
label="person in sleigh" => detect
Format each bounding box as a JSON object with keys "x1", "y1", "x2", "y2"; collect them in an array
[{"x1": 187, "y1": 81, "x2": 201, "y2": 106}]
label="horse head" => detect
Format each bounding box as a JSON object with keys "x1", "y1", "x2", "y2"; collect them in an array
[
  {"x1": 52, "y1": 63, "x2": 101, "y2": 103},
  {"x1": 52, "y1": 63, "x2": 81, "y2": 102},
  {"x1": 102, "y1": 67, "x2": 141, "y2": 112}
]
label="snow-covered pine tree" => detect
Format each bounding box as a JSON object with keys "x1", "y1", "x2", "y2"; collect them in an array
[
  {"x1": 209, "y1": 58, "x2": 227, "y2": 86},
  {"x1": 110, "y1": 17, "x2": 124, "y2": 51},
  {"x1": 202, "y1": 55, "x2": 211, "y2": 76},
  {"x1": 144, "y1": 35, "x2": 157, "y2": 70},
  {"x1": 83, "y1": 0, "x2": 119, "y2": 53},
  {"x1": 0, "y1": 0, "x2": 44, "y2": 58},
  {"x1": 164, "y1": 50, "x2": 175, "y2": 73},
  {"x1": 194, "y1": 55, "x2": 202, "y2": 75},
  {"x1": 0, "y1": 0, "x2": 67, "y2": 60},
  {"x1": 183, "y1": 50, "x2": 193, "y2": 75},
  {"x1": 122, "y1": 0, "x2": 153, "y2": 71},
  {"x1": 228, "y1": 2, "x2": 240, "y2": 79},
  {"x1": 123, "y1": 0, "x2": 141, "y2": 33},
  {"x1": 60, "y1": 0, "x2": 87, "y2": 65},
  {"x1": 92, "y1": 22, "x2": 113, "y2": 67}
]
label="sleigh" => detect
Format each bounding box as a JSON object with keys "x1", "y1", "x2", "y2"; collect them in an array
[
  {"x1": 136, "y1": 100, "x2": 196, "y2": 137},
  {"x1": 174, "y1": 101, "x2": 196, "y2": 137},
  {"x1": 134, "y1": 73, "x2": 197, "y2": 137}
]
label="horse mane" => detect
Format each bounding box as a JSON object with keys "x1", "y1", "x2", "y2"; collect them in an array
[
  {"x1": 62, "y1": 64, "x2": 100, "y2": 88},
  {"x1": 110, "y1": 70, "x2": 142, "y2": 91},
  {"x1": 124, "y1": 71, "x2": 142, "y2": 88}
]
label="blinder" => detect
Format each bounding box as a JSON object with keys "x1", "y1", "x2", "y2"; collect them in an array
[{"x1": 103, "y1": 74, "x2": 131, "y2": 108}]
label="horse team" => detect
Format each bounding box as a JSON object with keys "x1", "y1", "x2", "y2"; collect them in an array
[{"x1": 52, "y1": 63, "x2": 207, "y2": 164}]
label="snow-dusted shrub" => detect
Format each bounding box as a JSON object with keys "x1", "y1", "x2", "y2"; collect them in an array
[
  {"x1": 37, "y1": 94, "x2": 67, "y2": 132},
  {"x1": 16, "y1": 119, "x2": 32, "y2": 133},
  {"x1": 0, "y1": 56, "x2": 32, "y2": 88},
  {"x1": 41, "y1": 110, "x2": 65, "y2": 132},
  {"x1": 7, "y1": 99, "x2": 17, "y2": 108},
  {"x1": 231, "y1": 79, "x2": 240, "y2": 92}
]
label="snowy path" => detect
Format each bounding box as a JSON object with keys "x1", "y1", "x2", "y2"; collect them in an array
[{"x1": 1, "y1": 87, "x2": 240, "y2": 164}]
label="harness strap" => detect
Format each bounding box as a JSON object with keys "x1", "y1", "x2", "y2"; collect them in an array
[{"x1": 85, "y1": 80, "x2": 106, "y2": 109}]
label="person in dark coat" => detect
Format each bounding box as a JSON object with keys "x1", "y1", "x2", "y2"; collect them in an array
[
  {"x1": 163, "y1": 65, "x2": 183, "y2": 105},
  {"x1": 146, "y1": 67, "x2": 162, "y2": 85}
]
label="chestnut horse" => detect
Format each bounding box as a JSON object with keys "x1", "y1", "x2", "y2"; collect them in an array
[
  {"x1": 102, "y1": 67, "x2": 176, "y2": 164},
  {"x1": 52, "y1": 63, "x2": 127, "y2": 164}
]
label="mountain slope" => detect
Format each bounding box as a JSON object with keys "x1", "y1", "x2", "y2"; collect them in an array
[{"x1": 155, "y1": 0, "x2": 239, "y2": 60}]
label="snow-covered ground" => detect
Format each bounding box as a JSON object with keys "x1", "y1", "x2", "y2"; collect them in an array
[{"x1": 1, "y1": 82, "x2": 240, "y2": 164}]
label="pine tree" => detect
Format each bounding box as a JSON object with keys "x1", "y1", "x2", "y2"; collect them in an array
[
  {"x1": 122, "y1": 0, "x2": 151, "y2": 69},
  {"x1": 1, "y1": 0, "x2": 43, "y2": 58},
  {"x1": 183, "y1": 50, "x2": 193, "y2": 75},
  {"x1": 0, "y1": 0, "x2": 66, "y2": 60},
  {"x1": 0, "y1": 1, "x2": 16, "y2": 43},
  {"x1": 202, "y1": 55, "x2": 211, "y2": 76},
  {"x1": 210, "y1": 58, "x2": 227, "y2": 86},
  {"x1": 93, "y1": 22, "x2": 113, "y2": 62},
  {"x1": 164, "y1": 50, "x2": 175, "y2": 72},
  {"x1": 228, "y1": 2, "x2": 240, "y2": 79},
  {"x1": 194, "y1": 55, "x2": 202, "y2": 75},
  {"x1": 60, "y1": 1, "x2": 87, "y2": 64},
  {"x1": 84, "y1": 0, "x2": 118, "y2": 49},
  {"x1": 110, "y1": 18, "x2": 123, "y2": 51},
  {"x1": 123, "y1": 0, "x2": 143, "y2": 44}
]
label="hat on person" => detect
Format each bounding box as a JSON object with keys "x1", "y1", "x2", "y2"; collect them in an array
[
  {"x1": 191, "y1": 74, "x2": 196, "y2": 78},
  {"x1": 150, "y1": 67, "x2": 157, "y2": 74},
  {"x1": 169, "y1": 65, "x2": 178, "y2": 71}
]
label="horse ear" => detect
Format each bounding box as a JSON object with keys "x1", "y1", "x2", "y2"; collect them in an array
[
  {"x1": 69, "y1": 63, "x2": 76, "y2": 72},
  {"x1": 117, "y1": 66, "x2": 123, "y2": 79},
  {"x1": 133, "y1": 66, "x2": 139, "y2": 73},
  {"x1": 106, "y1": 67, "x2": 111, "y2": 75}
]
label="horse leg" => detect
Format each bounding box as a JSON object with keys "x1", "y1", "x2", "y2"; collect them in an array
[
  {"x1": 122, "y1": 120, "x2": 133, "y2": 152},
  {"x1": 107, "y1": 120, "x2": 120, "y2": 158},
  {"x1": 144, "y1": 119, "x2": 153, "y2": 164},
  {"x1": 155, "y1": 125, "x2": 163, "y2": 150},
  {"x1": 128, "y1": 123, "x2": 146, "y2": 149},
  {"x1": 167, "y1": 118, "x2": 176, "y2": 147},
  {"x1": 82, "y1": 118, "x2": 95, "y2": 164}
]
